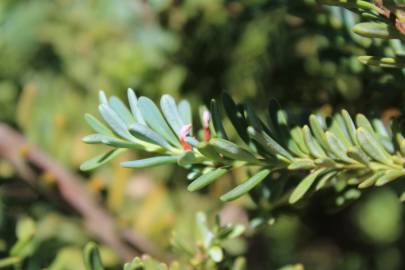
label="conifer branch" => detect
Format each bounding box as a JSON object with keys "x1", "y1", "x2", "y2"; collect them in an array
[
  {"x1": 81, "y1": 90, "x2": 405, "y2": 204},
  {"x1": 322, "y1": 0, "x2": 405, "y2": 68}
]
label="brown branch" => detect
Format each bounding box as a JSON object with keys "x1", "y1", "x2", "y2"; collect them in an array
[{"x1": 0, "y1": 123, "x2": 166, "y2": 262}]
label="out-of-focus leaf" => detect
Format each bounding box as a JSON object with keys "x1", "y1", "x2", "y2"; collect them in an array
[
  {"x1": 83, "y1": 242, "x2": 105, "y2": 270},
  {"x1": 208, "y1": 246, "x2": 223, "y2": 262},
  {"x1": 16, "y1": 217, "x2": 36, "y2": 241},
  {"x1": 320, "y1": 0, "x2": 376, "y2": 10},
  {"x1": 352, "y1": 22, "x2": 399, "y2": 39},
  {"x1": 358, "y1": 56, "x2": 405, "y2": 68}
]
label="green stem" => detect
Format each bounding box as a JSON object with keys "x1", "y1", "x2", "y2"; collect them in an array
[{"x1": 0, "y1": 257, "x2": 21, "y2": 269}]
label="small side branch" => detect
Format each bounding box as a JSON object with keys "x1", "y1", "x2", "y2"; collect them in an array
[{"x1": 0, "y1": 123, "x2": 165, "y2": 262}]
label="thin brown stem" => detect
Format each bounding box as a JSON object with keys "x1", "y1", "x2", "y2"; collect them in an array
[{"x1": 0, "y1": 123, "x2": 166, "y2": 262}]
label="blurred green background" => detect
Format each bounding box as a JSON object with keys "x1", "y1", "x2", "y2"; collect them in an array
[{"x1": 0, "y1": 0, "x2": 404, "y2": 269}]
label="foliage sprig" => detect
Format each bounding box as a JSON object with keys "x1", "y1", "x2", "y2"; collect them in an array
[
  {"x1": 83, "y1": 212, "x2": 247, "y2": 270},
  {"x1": 82, "y1": 90, "x2": 405, "y2": 204},
  {"x1": 323, "y1": 0, "x2": 405, "y2": 68}
]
